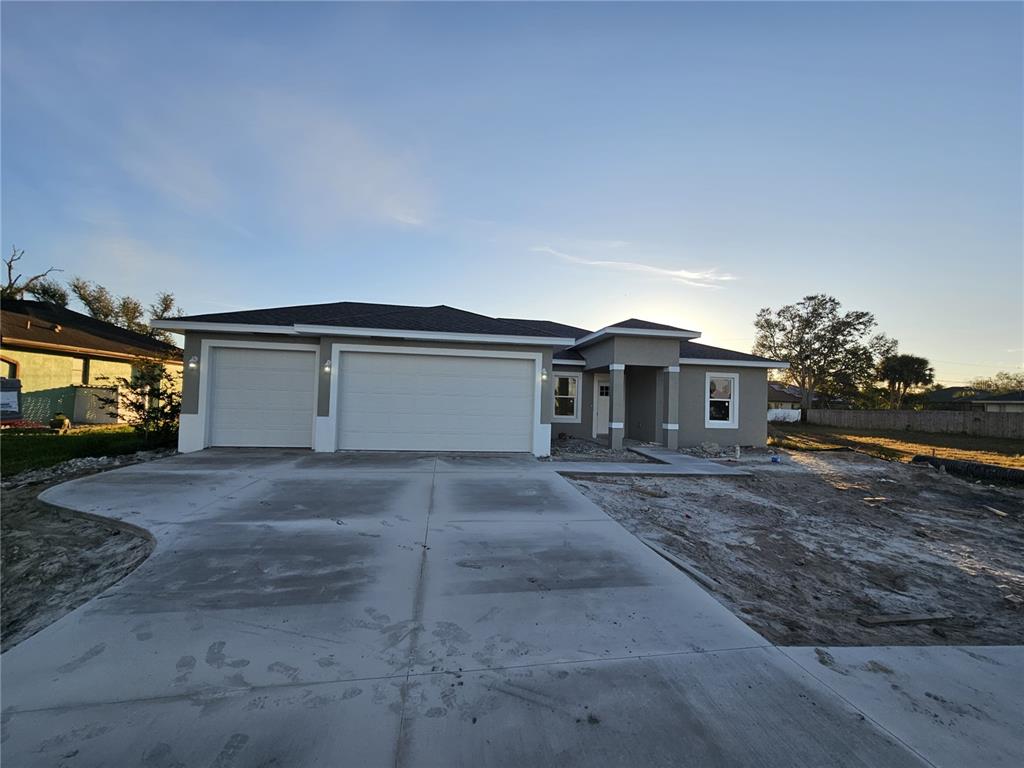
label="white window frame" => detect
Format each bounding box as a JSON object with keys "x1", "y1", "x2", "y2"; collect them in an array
[
  {"x1": 551, "y1": 372, "x2": 582, "y2": 423},
  {"x1": 705, "y1": 371, "x2": 739, "y2": 429}
]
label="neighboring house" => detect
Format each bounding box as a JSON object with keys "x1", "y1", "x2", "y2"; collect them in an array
[
  {"x1": 767, "y1": 383, "x2": 801, "y2": 410},
  {"x1": 1, "y1": 299, "x2": 182, "y2": 424},
  {"x1": 767, "y1": 382, "x2": 802, "y2": 423},
  {"x1": 153, "y1": 302, "x2": 787, "y2": 457},
  {"x1": 923, "y1": 386, "x2": 988, "y2": 411},
  {"x1": 977, "y1": 391, "x2": 1024, "y2": 413}
]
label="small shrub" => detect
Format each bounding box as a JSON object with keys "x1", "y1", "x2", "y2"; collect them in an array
[{"x1": 97, "y1": 361, "x2": 180, "y2": 446}]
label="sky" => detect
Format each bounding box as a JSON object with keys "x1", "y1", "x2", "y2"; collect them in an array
[{"x1": 2, "y1": 1, "x2": 1021, "y2": 385}]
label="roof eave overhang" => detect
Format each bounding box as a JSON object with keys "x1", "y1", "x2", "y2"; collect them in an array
[
  {"x1": 1, "y1": 337, "x2": 182, "y2": 363},
  {"x1": 152, "y1": 320, "x2": 575, "y2": 347},
  {"x1": 569, "y1": 326, "x2": 701, "y2": 350},
  {"x1": 679, "y1": 357, "x2": 789, "y2": 369}
]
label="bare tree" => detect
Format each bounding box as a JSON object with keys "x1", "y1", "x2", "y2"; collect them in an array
[{"x1": 1, "y1": 246, "x2": 62, "y2": 301}]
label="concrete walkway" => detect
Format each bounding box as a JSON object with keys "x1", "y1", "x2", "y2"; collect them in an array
[
  {"x1": 0, "y1": 450, "x2": 1014, "y2": 766},
  {"x1": 549, "y1": 443, "x2": 749, "y2": 477}
]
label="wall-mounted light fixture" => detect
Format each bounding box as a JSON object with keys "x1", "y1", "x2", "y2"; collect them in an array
[
  {"x1": 540, "y1": 367, "x2": 548, "y2": 381},
  {"x1": 187, "y1": 355, "x2": 199, "y2": 369},
  {"x1": 323, "y1": 358, "x2": 332, "y2": 374}
]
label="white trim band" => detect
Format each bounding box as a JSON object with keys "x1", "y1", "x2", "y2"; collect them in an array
[
  {"x1": 552, "y1": 359, "x2": 586, "y2": 366},
  {"x1": 571, "y1": 325, "x2": 701, "y2": 348},
  {"x1": 680, "y1": 358, "x2": 789, "y2": 369},
  {"x1": 609, "y1": 421, "x2": 625, "y2": 429},
  {"x1": 664, "y1": 365, "x2": 680, "y2": 373},
  {"x1": 609, "y1": 364, "x2": 625, "y2": 371},
  {"x1": 661, "y1": 423, "x2": 679, "y2": 430}
]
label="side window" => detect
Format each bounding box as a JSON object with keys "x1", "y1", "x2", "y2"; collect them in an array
[{"x1": 706, "y1": 373, "x2": 739, "y2": 428}]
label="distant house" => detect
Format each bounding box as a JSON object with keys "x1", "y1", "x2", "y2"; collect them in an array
[
  {"x1": 1, "y1": 299, "x2": 181, "y2": 424},
  {"x1": 767, "y1": 383, "x2": 802, "y2": 410},
  {"x1": 923, "y1": 386, "x2": 987, "y2": 411},
  {"x1": 977, "y1": 391, "x2": 1024, "y2": 414}
]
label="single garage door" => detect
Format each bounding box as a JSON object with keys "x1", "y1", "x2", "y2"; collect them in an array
[
  {"x1": 208, "y1": 347, "x2": 316, "y2": 447},
  {"x1": 337, "y1": 352, "x2": 534, "y2": 452}
]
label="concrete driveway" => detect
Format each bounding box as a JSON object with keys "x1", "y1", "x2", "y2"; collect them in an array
[{"x1": 2, "y1": 450, "x2": 930, "y2": 767}]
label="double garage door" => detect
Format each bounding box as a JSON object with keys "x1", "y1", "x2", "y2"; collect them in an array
[{"x1": 207, "y1": 347, "x2": 534, "y2": 452}]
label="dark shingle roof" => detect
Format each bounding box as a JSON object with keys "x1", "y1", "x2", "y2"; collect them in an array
[
  {"x1": 767, "y1": 384, "x2": 801, "y2": 403},
  {"x1": 679, "y1": 341, "x2": 785, "y2": 364},
  {"x1": 1, "y1": 299, "x2": 180, "y2": 359},
  {"x1": 925, "y1": 386, "x2": 989, "y2": 403},
  {"x1": 978, "y1": 390, "x2": 1024, "y2": 402},
  {"x1": 498, "y1": 318, "x2": 592, "y2": 340},
  {"x1": 172, "y1": 301, "x2": 573, "y2": 338},
  {"x1": 552, "y1": 347, "x2": 585, "y2": 362},
  {"x1": 610, "y1": 318, "x2": 697, "y2": 333}
]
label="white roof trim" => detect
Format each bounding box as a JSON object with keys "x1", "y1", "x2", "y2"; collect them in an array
[
  {"x1": 679, "y1": 357, "x2": 789, "y2": 369},
  {"x1": 571, "y1": 325, "x2": 701, "y2": 349},
  {"x1": 552, "y1": 358, "x2": 586, "y2": 366},
  {"x1": 152, "y1": 319, "x2": 574, "y2": 346},
  {"x1": 151, "y1": 320, "x2": 301, "y2": 335}
]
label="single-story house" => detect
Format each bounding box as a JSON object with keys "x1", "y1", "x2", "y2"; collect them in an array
[
  {"x1": 767, "y1": 383, "x2": 802, "y2": 410},
  {"x1": 923, "y1": 386, "x2": 988, "y2": 411},
  {"x1": 977, "y1": 390, "x2": 1024, "y2": 413},
  {"x1": 1, "y1": 299, "x2": 181, "y2": 423},
  {"x1": 153, "y1": 301, "x2": 787, "y2": 457}
]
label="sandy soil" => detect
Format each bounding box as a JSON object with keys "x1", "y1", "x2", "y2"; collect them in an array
[
  {"x1": 1, "y1": 482, "x2": 154, "y2": 651},
  {"x1": 572, "y1": 450, "x2": 1024, "y2": 646}
]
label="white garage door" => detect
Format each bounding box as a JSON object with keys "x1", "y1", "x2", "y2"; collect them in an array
[
  {"x1": 337, "y1": 352, "x2": 534, "y2": 452},
  {"x1": 208, "y1": 347, "x2": 316, "y2": 447}
]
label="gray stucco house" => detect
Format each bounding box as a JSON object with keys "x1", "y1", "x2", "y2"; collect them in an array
[{"x1": 153, "y1": 302, "x2": 787, "y2": 457}]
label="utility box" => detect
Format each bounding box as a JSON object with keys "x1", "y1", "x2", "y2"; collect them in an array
[{"x1": 1, "y1": 378, "x2": 22, "y2": 420}]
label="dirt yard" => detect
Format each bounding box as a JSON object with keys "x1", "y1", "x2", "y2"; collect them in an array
[
  {"x1": 548, "y1": 435, "x2": 652, "y2": 463},
  {"x1": 1, "y1": 482, "x2": 154, "y2": 651},
  {"x1": 572, "y1": 450, "x2": 1024, "y2": 646}
]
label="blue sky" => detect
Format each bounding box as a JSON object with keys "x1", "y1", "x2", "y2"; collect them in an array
[{"x1": 2, "y1": 2, "x2": 1021, "y2": 384}]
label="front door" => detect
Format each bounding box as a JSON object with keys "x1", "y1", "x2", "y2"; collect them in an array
[{"x1": 593, "y1": 374, "x2": 610, "y2": 438}]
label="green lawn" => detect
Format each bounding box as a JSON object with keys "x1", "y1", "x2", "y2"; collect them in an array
[
  {"x1": 769, "y1": 423, "x2": 1024, "y2": 469},
  {"x1": 0, "y1": 428, "x2": 161, "y2": 478}
]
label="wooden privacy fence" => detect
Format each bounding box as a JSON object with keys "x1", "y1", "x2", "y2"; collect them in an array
[{"x1": 807, "y1": 409, "x2": 1024, "y2": 440}]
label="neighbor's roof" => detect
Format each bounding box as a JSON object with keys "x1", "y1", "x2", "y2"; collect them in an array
[
  {"x1": 164, "y1": 301, "x2": 575, "y2": 339},
  {"x1": 679, "y1": 340, "x2": 786, "y2": 365},
  {"x1": 1, "y1": 299, "x2": 180, "y2": 360},
  {"x1": 978, "y1": 390, "x2": 1024, "y2": 403},
  {"x1": 767, "y1": 383, "x2": 802, "y2": 403},
  {"x1": 925, "y1": 386, "x2": 989, "y2": 403}
]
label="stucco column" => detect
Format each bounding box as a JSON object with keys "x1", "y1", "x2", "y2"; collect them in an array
[
  {"x1": 663, "y1": 365, "x2": 679, "y2": 450},
  {"x1": 609, "y1": 364, "x2": 625, "y2": 449}
]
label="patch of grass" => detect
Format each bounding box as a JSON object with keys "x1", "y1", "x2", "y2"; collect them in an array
[
  {"x1": 770, "y1": 423, "x2": 1024, "y2": 469},
  {"x1": 0, "y1": 427, "x2": 166, "y2": 477}
]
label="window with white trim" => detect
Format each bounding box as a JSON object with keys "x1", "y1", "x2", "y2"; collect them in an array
[
  {"x1": 552, "y1": 373, "x2": 581, "y2": 422},
  {"x1": 705, "y1": 372, "x2": 739, "y2": 429}
]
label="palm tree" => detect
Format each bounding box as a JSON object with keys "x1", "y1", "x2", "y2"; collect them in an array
[{"x1": 878, "y1": 355, "x2": 935, "y2": 409}]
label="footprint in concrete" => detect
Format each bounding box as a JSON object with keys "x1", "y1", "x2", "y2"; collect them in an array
[
  {"x1": 132, "y1": 621, "x2": 153, "y2": 641},
  {"x1": 174, "y1": 655, "x2": 196, "y2": 684},
  {"x1": 205, "y1": 641, "x2": 250, "y2": 670},
  {"x1": 210, "y1": 733, "x2": 249, "y2": 768},
  {"x1": 341, "y1": 687, "x2": 362, "y2": 700},
  {"x1": 267, "y1": 661, "x2": 300, "y2": 682},
  {"x1": 141, "y1": 742, "x2": 186, "y2": 768},
  {"x1": 425, "y1": 707, "x2": 448, "y2": 718}
]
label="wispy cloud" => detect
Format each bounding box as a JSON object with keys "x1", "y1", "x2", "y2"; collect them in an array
[{"x1": 531, "y1": 245, "x2": 736, "y2": 289}]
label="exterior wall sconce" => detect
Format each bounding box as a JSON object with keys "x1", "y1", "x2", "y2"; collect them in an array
[
  {"x1": 323, "y1": 359, "x2": 332, "y2": 373},
  {"x1": 187, "y1": 356, "x2": 199, "y2": 369},
  {"x1": 540, "y1": 368, "x2": 548, "y2": 381}
]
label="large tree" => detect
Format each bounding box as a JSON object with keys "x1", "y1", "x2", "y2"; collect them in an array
[
  {"x1": 1, "y1": 246, "x2": 66, "y2": 304},
  {"x1": 752, "y1": 294, "x2": 894, "y2": 412},
  {"x1": 878, "y1": 354, "x2": 935, "y2": 409},
  {"x1": 71, "y1": 279, "x2": 183, "y2": 344}
]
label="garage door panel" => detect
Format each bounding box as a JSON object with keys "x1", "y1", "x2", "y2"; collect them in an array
[
  {"x1": 337, "y1": 352, "x2": 534, "y2": 452},
  {"x1": 209, "y1": 348, "x2": 315, "y2": 448}
]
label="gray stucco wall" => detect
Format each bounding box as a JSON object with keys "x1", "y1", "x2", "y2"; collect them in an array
[
  {"x1": 625, "y1": 367, "x2": 659, "y2": 442},
  {"x1": 582, "y1": 336, "x2": 679, "y2": 370},
  {"x1": 180, "y1": 332, "x2": 555, "y2": 422},
  {"x1": 678, "y1": 366, "x2": 768, "y2": 447}
]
